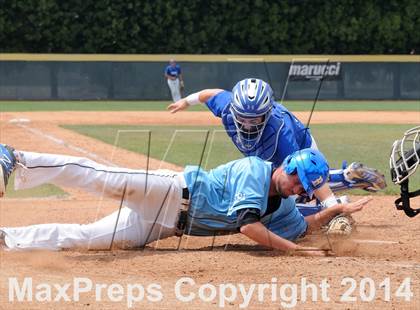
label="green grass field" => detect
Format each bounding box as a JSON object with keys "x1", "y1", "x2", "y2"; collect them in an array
[
  {"x1": 62, "y1": 124, "x2": 242, "y2": 168},
  {"x1": 63, "y1": 123, "x2": 418, "y2": 195},
  {"x1": 0, "y1": 100, "x2": 419, "y2": 111}
]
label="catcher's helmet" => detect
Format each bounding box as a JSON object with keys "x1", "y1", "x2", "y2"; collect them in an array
[
  {"x1": 389, "y1": 126, "x2": 420, "y2": 217},
  {"x1": 390, "y1": 126, "x2": 420, "y2": 184},
  {"x1": 230, "y1": 78, "x2": 274, "y2": 150},
  {"x1": 283, "y1": 149, "x2": 329, "y2": 198}
]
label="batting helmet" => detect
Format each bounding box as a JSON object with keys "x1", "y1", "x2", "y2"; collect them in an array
[
  {"x1": 230, "y1": 78, "x2": 274, "y2": 150},
  {"x1": 283, "y1": 149, "x2": 329, "y2": 198}
]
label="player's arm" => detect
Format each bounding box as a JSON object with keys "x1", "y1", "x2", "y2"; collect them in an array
[
  {"x1": 167, "y1": 89, "x2": 224, "y2": 113},
  {"x1": 313, "y1": 183, "x2": 338, "y2": 208},
  {"x1": 165, "y1": 73, "x2": 174, "y2": 80},
  {"x1": 240, "y1": 221, "x2": 327, "y2": 256},
  {"x1": 236, "y1": 208, "x2": 326, "y2": 256},
  {"x1": 305, "y1": 197, "x2": 371, "y2": 233},
  {"x1": 179, "y1": 73, "x2": 184, "y2": 89}
]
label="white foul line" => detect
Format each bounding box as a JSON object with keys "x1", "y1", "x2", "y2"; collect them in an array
[
  {"x1": 352, "y1": 239, "x2": 399, "y2": 245},
  {"x1": 14, "y1": 122, "x2": 116, "y2": 166}
]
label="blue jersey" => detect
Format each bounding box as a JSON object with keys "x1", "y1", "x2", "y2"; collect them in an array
[
  {"x1": 165, "y1": 65, "x2": 181, "y2": 78},
  {"x1": 183, "y1": 157, "x2": 307, "y2": 241},
  {"x1": 206, "y1": 91, "x2": 313, "y2": 168}
]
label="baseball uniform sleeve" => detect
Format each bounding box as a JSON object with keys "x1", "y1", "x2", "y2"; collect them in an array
[
  {"x1": 205, "y1": 90, "x2": 232, "y2": 117},
  {"x1": 262, "y1": 198, "x2": 308, "y2": 241},
  {"x1": 226, "y1": 158, "x2": 270, "y2": 216},
  {"x1": 236, "y1": 208, "x2": 261, "y2": 229},
  {"x1": 164, "y1": 66, "x2": 170, "y2": 75}
]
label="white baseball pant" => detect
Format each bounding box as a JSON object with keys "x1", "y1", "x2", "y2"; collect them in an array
[
  {"x1": 167, "y1": 78, "x2": 181, "y2": 102},
  {"x1": 1, "y1": 151, "x2": 185, "y2": 251}
]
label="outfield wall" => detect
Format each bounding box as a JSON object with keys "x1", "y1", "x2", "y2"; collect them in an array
[{"x1": 0, "y1": 54, "x2": 418, "y2": 100}]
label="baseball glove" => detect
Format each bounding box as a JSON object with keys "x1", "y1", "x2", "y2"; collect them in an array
[{"x1": 325, "y1": 214, "x2": 353, "y2": 236}]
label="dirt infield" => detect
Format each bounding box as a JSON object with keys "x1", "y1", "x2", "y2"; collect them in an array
[{"x1": 0, "y1": 111, "x2": 419, "y2": 309}]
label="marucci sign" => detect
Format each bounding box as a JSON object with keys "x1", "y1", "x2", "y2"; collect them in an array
[{"x1": 288, "y1": 62, "x2": 342, "y2": 81}]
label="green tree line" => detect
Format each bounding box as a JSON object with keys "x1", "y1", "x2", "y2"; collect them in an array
[{"x1": 0, "y1": 0, "x2": 418, "y2": 54}]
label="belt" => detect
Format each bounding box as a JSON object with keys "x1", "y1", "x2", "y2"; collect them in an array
[
  {"x1": 182, "y1": 187, "x2": 190, "y2": 201},
  {"x1": 175, "y1": 187, "x2": 190, "y2": 236}
]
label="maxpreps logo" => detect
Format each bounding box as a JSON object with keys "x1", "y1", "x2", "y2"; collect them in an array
[{"x1": 288, "y1": 62, "x2": 342, "y2": 81}]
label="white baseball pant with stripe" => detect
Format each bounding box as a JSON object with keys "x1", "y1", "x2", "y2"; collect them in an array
[{"x1": 1, "y1": 151, "x2": 185, "y2": 251}]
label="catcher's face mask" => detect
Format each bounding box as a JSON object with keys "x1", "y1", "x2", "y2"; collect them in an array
[
  {"x1": 390, "y1": 126, "x2": 420, "y2": 184},
  {"x1": 389, "y1": 126, "x2": 420, "y2": 217},
  {"x1": 230, "y1": 78, "x2": 274, "y2": 151}
]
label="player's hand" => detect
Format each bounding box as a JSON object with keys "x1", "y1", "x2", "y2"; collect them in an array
[
  {"x1": 167, "y1": 99, "x2": 189, "y2": 114},
  {"x1": 341, "y1": 196, "x2": 372, "y2": 215}
]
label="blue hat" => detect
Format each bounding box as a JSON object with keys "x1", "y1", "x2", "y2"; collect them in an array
[{"x1": 283, "y1": 149, "x2": 329, "y2": 198}]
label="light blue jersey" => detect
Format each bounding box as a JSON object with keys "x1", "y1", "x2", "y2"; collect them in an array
[
  {"x1": 262, "y1": 198, "x2": 308, "y2": 241},
  {"x1": 206, "y1": 91, "x2": 313, "y2": 168},
  {"x1": 183, "y1": 157, "x2": 307, "y2": 241}
]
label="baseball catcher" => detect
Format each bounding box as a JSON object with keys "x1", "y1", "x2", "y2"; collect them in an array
[
  {"x1": 390, "y1": 126, "x2": 420, "y2": 217},
  {"x1": 168, "y1": 78, "x2": 387, "y2": 234}
]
